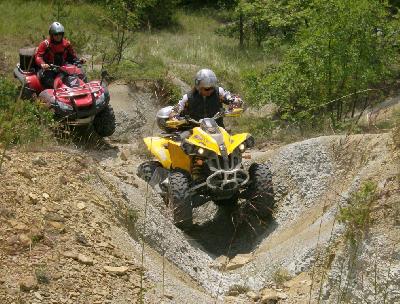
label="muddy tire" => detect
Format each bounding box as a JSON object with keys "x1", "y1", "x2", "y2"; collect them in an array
[
  {"x1": 137, "y1": 161, "x2": 162, "y2": 182},
  {"x1": 93, "y1": 104, "x2": 116, "y2": 137},
  {"x1": 168, "y1": 170, "x2": 193, "y2": 230},
  {"x1": 246, "y1": 163, "x2": 274, "y2": 216}
]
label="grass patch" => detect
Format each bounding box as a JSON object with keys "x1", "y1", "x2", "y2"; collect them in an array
[
  {"x1": 131, "y1": 11, "x2": 277, "y2": 98},
  {"x1": 272, "y1": 267, "x2": 292, "y2": 287},
  {"x1": 35, "y1": 266, "x2": 50, "y2": 284},
  {"x1": 0, "y1": 1, "x2": 108, "y2": 69},
  {"x1": 0, "y1": 77, "x2": 53, "y2": 148},
  {"x1": 338, "y1": 181, "x2": 378, "y2": 245},
  {"x1": 391, "y1": 110, "x2": 400, "y2": 148},
  {"x1": 226, "y1": 284, "x2": 250, "y2": 296}
]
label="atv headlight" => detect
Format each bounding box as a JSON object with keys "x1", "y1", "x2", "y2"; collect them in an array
[
  {"x1": 198, "y1": 148, "x2": 204, "y2": 155},
  {"x1": 239, "y1": 143, "x2": 246, "y2": 152},
  {"x1": 56, "y1": 101, "x2": 73, "y2": 111},
  {"x1": 95, "y1": 93, "x2": 105, "y2": 106}
]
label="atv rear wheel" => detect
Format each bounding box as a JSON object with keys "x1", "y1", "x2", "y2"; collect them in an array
[
  {"x1": 246, "y1": 163, "x2": 274, "y2": 216},
  {"x1": 137, "y1": 161, "x2": 162, "y2": 182},
  {"x1": 168, "y1": 170, "x2": 193, "y2": 230},
  {"x1": 93, "y1": 104, "x2": 116, "y2": 137}
]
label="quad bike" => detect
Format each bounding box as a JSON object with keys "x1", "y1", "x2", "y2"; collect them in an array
[
  {"x1": 13, "y1": 47, "x2": 115, "y2": 137},
  {"x1": 137, "y1": 107, "x2": 274, "y2": 230}
]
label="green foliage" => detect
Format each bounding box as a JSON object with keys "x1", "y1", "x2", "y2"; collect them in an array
[
  {"x1": 218, "y1": 0, "x2": 312, "y2": 47},
  {"x1": 233, "y1": 115, "x2": 276, "y2": 140},
  {"x1": 137, "y1": 0, "x2": 178, "y2": 29},
  {"x1": 51, "y1": 0, "x2": 71, "y2": 22},
  {"x1": 257, "y1": 0, "x2": 400, "y2": 126},
  {"x1": 102, "y1": 0, "x2": 139, "y2": 65},
  {"x1": 155, "y1": 77, "x2": 182, "y2": 106},
  {"x1": 179, "y1": 0, "x2": 238, "y2": 9},
  {"x1": 0, "y1": 77, "x2": 53, "y2": 146},
  {"x1": 338, "y1": 181, "x2": 378, "y2": 244},
  {"x1": 392, "y1": 110, "x2": 400, "y2": 148}
]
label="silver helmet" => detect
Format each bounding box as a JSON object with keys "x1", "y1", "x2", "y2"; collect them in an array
[
  {"x1": 156, "y1": 106, "x2": 174, "y2": 131},
  {"x1": 49, "y1": 22, "x2": 65, "y2": 35},
  {"x1": 195, "y1": 69, "x2": 218, "y2": 89}
]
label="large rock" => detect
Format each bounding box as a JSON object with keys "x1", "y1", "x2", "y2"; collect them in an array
[
  {"x1": 210, "y1": 255, "x2": 229, "y2": 270},
  {"x1": 260, "y1": 288, "x2": 288, "y2": 304},
  {"x1": 63, "y1": 251, "x2": 94, "y2": 265},
  {"x1": 103, "y1": 266, "x2": 129, "y2": 275},
  {"x1": 32, "y1": 156, "x2": 47, "y2": 166},
  {"x1": 19, "y1": 276, "x2": 38, "y2": 292},
  {"x1": 226, "y1": 254, "x2": 253, "y2": 271}
]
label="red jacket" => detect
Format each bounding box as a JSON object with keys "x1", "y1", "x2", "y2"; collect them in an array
[{"x1": 35, "y1": 37, "x2": 78, "y2": 66}]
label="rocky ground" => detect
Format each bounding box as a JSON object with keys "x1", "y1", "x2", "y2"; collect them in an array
[
  {"x1": 1, "y1": 82, "x2": 399, "y2": 303},
  {"x1": 0, "y1": 150, "x2": 150, "y2": 304}
]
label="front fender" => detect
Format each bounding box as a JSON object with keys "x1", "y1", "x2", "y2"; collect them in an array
[
  {"x1": 227, "y1": 133, "x2": 250, "y2": 154},
  {"x1": 144, "y1": 137, "x2": 172, "y2": 169}
]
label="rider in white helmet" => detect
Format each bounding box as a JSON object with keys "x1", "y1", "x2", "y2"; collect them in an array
[{"x1": 169, "y1": 68, "x2": 243, "y2": 127}]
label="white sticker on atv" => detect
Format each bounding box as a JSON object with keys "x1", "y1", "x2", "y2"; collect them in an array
[{"x1": 156, "y1": 148, "x2": 167, "y2": 161}]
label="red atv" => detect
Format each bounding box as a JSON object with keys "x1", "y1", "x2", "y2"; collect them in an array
[{"x1": 13, "y1": 47, "x2": 116, "y2": 137}]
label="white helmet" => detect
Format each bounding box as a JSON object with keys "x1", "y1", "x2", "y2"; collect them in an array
[
  {"x1": 195, "y1": 69, "x2": 218, "y2": 89},
  {"x1": 49, "y1": 22, "x2": 65, "y2": 36},
  {"x1": 156, "y1": 106, "x2": 174, "y2": 131}
]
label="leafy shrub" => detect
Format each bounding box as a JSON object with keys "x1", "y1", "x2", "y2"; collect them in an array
[
  {"x1": 245, "y1": 0, "x2": 400, "y2": 128},
  {"x1": 155, "y1": 76, "x2": 182, "y2": 106},
  {"x1": 232, "y1": 115, "x2": 276, "y2": 141},
  {"x1": 338, "y1": 181, "x2": 378, "y2": 245},
  {"x1": 138, "y1": 0, "x2": 178, "y2": 29},
  {"x1": 272, "y1": 267, "x2": 292, "y2": 286},
  {"x1": 0, "y1": 77, "x2": 53, "y2": 146}
]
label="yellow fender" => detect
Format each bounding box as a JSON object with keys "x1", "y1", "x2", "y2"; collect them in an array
[
  {"x1": 143, "y1": 137, "x2": 172, "y2": 169},
  {"x1": 227, "y1": 132, "x2": 249, "y2": 154},
  {"x1": 185, "y1": 127, "x2": 221, "y2": 155},
  {"x1": 185, "y1": 127, "x2": 250, "y2": 155}
]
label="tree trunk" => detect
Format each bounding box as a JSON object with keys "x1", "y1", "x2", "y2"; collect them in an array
[{"x1": 239, "y1": 11, "x2": 244, "y2": 48}]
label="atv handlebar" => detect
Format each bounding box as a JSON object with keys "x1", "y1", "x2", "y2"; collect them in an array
[
  {"x1": 166, "y1": 108, "x2": 244, "y2": 129},
  {"x1": 46, "y1": 60, "x2": 85, "y2": 72}
]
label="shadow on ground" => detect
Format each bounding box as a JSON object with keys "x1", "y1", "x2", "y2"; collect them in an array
[
  {"x1": 54, "y1": 125, "x2": 118, "y2": 154},
  {"x1": 186, "y1": 200, "x2": 277, "y2": 257}
]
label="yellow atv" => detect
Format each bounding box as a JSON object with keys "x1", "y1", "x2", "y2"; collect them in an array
[{"x1": 137, "y1": 108, "x2": 273, "y2": 229}]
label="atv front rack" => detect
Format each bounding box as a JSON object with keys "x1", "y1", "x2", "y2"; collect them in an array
[
  {"x1": 55, "y1": 82, "x2": 102, "y2": 98},
  {"x1": 206, "y1": 168, "x2": 249, "y2": 191}
]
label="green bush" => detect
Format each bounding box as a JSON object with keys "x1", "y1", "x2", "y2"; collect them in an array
[
  {"x1": 138, "y1": 0, "x2": 178, "y2": 29},
  {"x1": 338, "y1": 181, "x2": 378, "y2": 245},
  {"x1": 0, "y1": 77, "x2": 53, "y2": 146},
  {"x1": 232, "y1": 115, "x2": 276, "y2": 141},
  {"x1": 261, "y1": 0, "x2": 400, "y2": 127}
]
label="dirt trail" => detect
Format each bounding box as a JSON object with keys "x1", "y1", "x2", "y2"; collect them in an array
[
  {"x1": 99, "y1": 83, "x2": 400, "y2": 303},
  {"x1": 1, "y1": 81, "x2": 399, "y2": 303}
]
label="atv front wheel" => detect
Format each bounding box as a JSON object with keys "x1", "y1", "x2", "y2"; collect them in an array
[
  {"x1": 168, "y1": 170, "x2": 193, "y2": 230},
  {"x1": 93, "y1": 104, "x2": 116, "y2": 137},
  {"x1": 246, "y1": 163, "x2": 274, "y2": 216},
  {"x1": 137, "y1": 161, "x2": 162, "y2": 182},
  {"x1": 213, "y1": 192, "x2": 239, "y2": 208}
]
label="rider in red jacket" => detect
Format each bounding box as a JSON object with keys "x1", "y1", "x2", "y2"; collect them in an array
[{"x1": 35, "y1": 22, "x2": 85, "y2": 88}]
